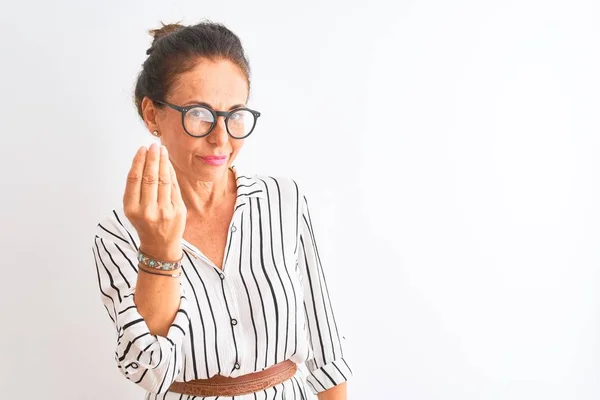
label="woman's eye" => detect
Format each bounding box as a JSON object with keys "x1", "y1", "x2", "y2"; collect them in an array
[{"x1": 189, "y1": 108, "x2": 209, "y2": 119}]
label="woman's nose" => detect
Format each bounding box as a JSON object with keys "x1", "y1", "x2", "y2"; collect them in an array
[{"x1": 207, "y1": 116, "x2": 229, "y2": 145}]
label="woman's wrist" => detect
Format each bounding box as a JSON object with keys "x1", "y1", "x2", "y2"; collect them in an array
[{"x1": 139, "y1": 242, "x2": 183, "y2": 262}]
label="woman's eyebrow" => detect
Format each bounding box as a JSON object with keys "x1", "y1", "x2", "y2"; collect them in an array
[{"x1": 185, "y1": 100, "x2": 246, "y2": 110}]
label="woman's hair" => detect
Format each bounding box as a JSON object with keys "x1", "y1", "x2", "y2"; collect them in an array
[{"x1": 134, "y1": 20, "x2": 251, "y2": 119}]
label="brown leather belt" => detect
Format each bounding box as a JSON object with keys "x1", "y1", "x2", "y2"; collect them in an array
[{"x1": 168, "y1": 360, "x2": 297, "y2": 396}]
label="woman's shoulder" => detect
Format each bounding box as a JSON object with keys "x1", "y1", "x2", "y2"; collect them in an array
[
  {"x1": 245, "y1": 171, "x2": 307, "y2": 199},
  {"x1": 233, "y1": 166, "x2": 305, "y2": 199}
]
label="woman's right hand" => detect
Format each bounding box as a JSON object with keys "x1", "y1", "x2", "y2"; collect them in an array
[{"x1": 123, "y1": 143, "x2": 187, "y2": 261}]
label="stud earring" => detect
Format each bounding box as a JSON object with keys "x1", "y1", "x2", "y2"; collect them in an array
[{"x1": 152, "y1": 130, "x2": 160, "y2": 137}]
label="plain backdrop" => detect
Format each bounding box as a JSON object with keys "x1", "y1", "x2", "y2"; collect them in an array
[{"x1": 1, "y1": 0, "x2": 599, "y2": 399}]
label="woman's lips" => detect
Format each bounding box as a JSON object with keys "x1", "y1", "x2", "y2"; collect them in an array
[{"x1": 198, "y1": 155, "x2": 228, "y2": 166}]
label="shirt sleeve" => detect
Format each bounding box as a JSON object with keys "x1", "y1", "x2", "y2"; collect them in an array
[
  {"x1": 92, "y1": 210, "x2": 190, "y2": 394},
  {"x1": 296, "y1": 185, "x2": 353, "y2": 395}
]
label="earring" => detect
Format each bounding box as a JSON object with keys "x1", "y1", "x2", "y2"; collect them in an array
[{"x1": 152, "y1": 130, "x2": 160, "y2": 137}]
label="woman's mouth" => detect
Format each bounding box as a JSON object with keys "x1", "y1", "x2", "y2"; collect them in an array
[{"x1": 198, "y1": 155, "x2": 229, "y2": 166}]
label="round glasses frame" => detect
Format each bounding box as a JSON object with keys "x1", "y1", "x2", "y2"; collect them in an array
[{"x1": 153, "y1": 99, "x2": 261, "y2": 139}]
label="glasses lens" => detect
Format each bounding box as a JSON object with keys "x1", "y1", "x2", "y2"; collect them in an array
[
  {"x1": 184, "y1": 106, "x2": 215, "y2": 136},
  {"x1": 227, "y1": 110, "x2": 255, "y2": 138}
]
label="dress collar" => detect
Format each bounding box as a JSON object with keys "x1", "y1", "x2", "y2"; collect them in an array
[
  {"x1": 181, "y1": 166, "x2": 265, "y2": 262},
  {"x1": 230, "y1": 165, "x2": 266, "y2": 200}
]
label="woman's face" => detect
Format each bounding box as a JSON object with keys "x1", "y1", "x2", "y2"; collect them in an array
[{"x1": 144, "y1": 58, "x2": 249, "y2": 182}]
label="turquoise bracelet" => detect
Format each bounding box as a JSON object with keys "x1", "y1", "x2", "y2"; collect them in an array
[{"x1": 137, "y1": 250, "x2": 183, "y2": 271}]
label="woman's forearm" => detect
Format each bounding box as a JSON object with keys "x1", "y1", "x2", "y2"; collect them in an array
[
  {"x1": 134, "y1": 243, "x2": 182, "y2": 337},
  {"x1": 317, "y1": 382, "x2": 347, "y2": 400}
]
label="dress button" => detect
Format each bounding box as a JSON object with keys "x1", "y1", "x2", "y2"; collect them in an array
[
  {"x1": 231, "y1": 225, "x2": 237, "y2": 233},
  {"x1": 219, "y1": 273, "x2": 225, "y2": 280},
  {"x1": 234, "y1": 363, "x2": 241, "y2": 370},
  {"x1": 231, "y1": 318, "x2": 238, "y2": 326},
  {"x1": 130, "y1": 362, "x2": 139, "y2": 369}
]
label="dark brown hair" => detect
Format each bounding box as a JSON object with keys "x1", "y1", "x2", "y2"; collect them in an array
[{"x1": 133, "y1": 20, "x2": 251, "y2": 119}]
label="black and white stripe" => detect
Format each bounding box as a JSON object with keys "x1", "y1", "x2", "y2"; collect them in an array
[{"x1": 92, "y1": 166, "x2": 351, "y2": 398}]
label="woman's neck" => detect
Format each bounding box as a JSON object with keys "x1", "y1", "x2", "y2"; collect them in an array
[{"x1": 178, "y1": 167, "x2": 236, "y2": 216}]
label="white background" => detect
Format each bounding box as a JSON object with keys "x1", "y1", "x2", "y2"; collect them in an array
[{"x1": 1, "y1": 0, "x2": 599, "y2": 399}]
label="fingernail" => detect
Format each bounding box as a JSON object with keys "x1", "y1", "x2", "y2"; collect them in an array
[
  {"x1": 150, "y1": 143, "x2": 159, "y2": 153},
  {"x1": 161, "y1": 145, "x2": 168, "y2": 154}
]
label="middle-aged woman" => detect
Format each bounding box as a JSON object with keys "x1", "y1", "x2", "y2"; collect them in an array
[{"x1": 92, "y1": 21, "x2": 352, "y2": 399}]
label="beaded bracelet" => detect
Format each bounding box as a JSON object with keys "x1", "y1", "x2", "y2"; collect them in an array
[{"x1": 137, "y1": 250, "x2": 183, "y2": 271}]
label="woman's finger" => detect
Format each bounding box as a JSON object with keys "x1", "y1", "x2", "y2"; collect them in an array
[
  {"x1": 123, "y1": 146, "x2": 148, "y2": 206},
  {"x1": 140, "y1": 143, "x2": 161, "y2": 207},
  {"x1": 157, "y1": 145, "x2": 172, "y2": 207}
]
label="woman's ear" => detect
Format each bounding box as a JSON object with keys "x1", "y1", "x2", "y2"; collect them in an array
[{"x1": 141, "y1": 97, "x2": 160, "y2": 133}]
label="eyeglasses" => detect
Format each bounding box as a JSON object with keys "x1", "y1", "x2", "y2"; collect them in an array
[{"x1": 153, "y1": 99, "x2": 261, "y2": 139}]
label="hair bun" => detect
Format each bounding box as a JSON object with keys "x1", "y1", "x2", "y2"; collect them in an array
[{"x1": 146, "y1": 22, "x2": 185, "y2": 55}]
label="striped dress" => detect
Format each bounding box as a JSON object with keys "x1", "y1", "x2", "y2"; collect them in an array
[{"x1": 92, "y1": 167, "x2": 352, "y2": 399}]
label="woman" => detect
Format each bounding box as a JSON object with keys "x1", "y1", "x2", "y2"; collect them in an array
[{"x1": 91, "y1": 21, "x2": 351, "y2": 399}]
